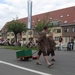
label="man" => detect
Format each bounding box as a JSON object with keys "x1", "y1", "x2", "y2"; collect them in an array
[
  {"x1": 59, "y1": 36, "x2": 63, "y2": 50},
  {"x1": 26, "y1": 37, "x2": 35, "y2": 48},
  {"x1": 47, "y1": 32, "x2": 56, "y2": 61},
  {"x1": 70, "y1": 36, "x2": 74, "y2": 50},
  {"x1": 36, "y1": 26, "x2": 54, "y2": 67}
]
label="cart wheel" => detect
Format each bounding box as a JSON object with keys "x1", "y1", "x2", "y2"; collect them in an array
[
  {"x1": 32, "y1": 56, "x2": 37, "y2": 60},
  {"x1": 21, "y1": 57, "x2": 25, "y2": 61},
  {"x1": 20, "y1": 57, "x2": 23, "y2": 61},
  {"x1": 24, "y1": 57, "x2": 29, "y2": 61}
]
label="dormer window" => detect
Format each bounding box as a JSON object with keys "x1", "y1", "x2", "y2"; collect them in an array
[
  {"x1": 60, "y1": 15, "x2": 63, "y2": 18},
  {"x1": 67, "y1": 14, "x2": 70, "y2": 16},
  {"x1": 64, "y1": 21, "x2": 67, "y2": 23},
  {"x1": 50, "y1": 17, "x2": 52, "y2": 19},
  {"x1": 38, "y1": 19, "x2": 40, "y2": 21},
  {"x1": 33, "y1": 21, "x2": 35, "y2": 22}
]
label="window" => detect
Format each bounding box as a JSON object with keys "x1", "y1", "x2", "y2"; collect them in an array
[
  {"x1": 11, "y1": 38, "x2": 14, "y2": 41},
  {"x1": 74, "y1": 20, "x2": 75, "y2": 23},
  {"x1": 29, "y1": 31, "x2": 32, "y2": 35},
  {"x1": 7, "y1": 34, "x2": 9, "y2": 36},
  {"x1": 38, "y1": 19, "x2": 40, "y2": 21},
  {"x1": 33, "y1": 21, "x2": 35, "y2": 22},
  {"x1": 51, "y1": 21, "x2": 61, "y2": 26},
  {"x1": 23, "y1": 38, "x2": 26, "y2": 41},
  {"x1": 67, "y1": 14, "x2": 70, "y2": 16},
  {"x1": 55, "y1": 37, "x2": 59, "y2": 41},
  {"x1": 35, "y1": 38, "x2": 38, "y2": 40},
  {"x1": 12, "y1": 33, "x2": 14, "y2": 36},
  {"x1": 7, "y1": 39, "x2": 10, "y2": 40},
  {"x1": 64, "y1": 21, "x2": 67, "y2": 23},
  {"x1": 34, "y1": 31, "x2": 38, "y2": 34},
  {"x1": 55, "y1": 22, "x2": 60, "y2": 26},
  {"x1": 55, "y1": 29, "x2": 61, "y2": 33},
  {"x1": 64, "y1": 28, "x2": 69, "y2": 32},
  {"x1": 29, "y1": 38, "x2": 31, "y2": 40},
  {"x1": 60, "y1": 15, "x2": 63, "y2": 18},
  {"x1": 22, "y1": 32, "x2": 26, "y2": 35},
  {"x1": 50, "y1": 17, "x2": 52, "y2": 19},
  {"x1": 72, "y1": 27, "x2": 75, "y2": 32}
]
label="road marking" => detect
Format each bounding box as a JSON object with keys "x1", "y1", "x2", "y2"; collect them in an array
[
  {"x1": 0, "y1": 61, "x2": 2, "y2": 63},
  {"x1": 0, "y1": 60, "x2": 52, "y2": 75}
]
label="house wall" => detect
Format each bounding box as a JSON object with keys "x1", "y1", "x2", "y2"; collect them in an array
[{"x1": 62, "y1": 25, "x2": 75, "y2": 43}]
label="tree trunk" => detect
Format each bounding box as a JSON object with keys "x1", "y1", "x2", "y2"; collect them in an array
[
  {"x1": 15, "y1": 34, "x2": 17, "y2": 44},
  {"x1": 20, "y1": 32, "x2": 22, "y2": 40}
]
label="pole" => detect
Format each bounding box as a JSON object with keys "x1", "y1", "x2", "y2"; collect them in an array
[
  {"x1": 27, "y1": 0, "x2": 32, "y2": 29},
  {"x1": 27, "y1": 0, "x2": 32, "y2": 40}
]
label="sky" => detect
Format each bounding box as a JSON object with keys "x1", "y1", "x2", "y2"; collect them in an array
[{"x1": 0, "y1": 0, "x2": 75, "y2": 30}]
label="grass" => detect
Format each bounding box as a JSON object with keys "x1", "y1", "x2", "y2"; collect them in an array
[{"x1": 0, "y1": 45, "x2": 38, "y2": 50}]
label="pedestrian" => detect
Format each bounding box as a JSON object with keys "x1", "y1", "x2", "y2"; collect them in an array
[
  {"x1": 70, "y1": 36, "x2": 74, "y2": 50},
  {"x1": 59, "y1": 36, "x2": 63, "y2": 50},
  {"x1": 20, "y1": 40, "x2": 23, "y2": 47},
  {"x1": 47, "y1": 32, "x2": 56, "y2": 61},
  {"x1": 27, "y1": 37, "x2": 35, "y2": 48},
  {"x1": 36, "y1": 26, "x2": 54, "y2": 67}
]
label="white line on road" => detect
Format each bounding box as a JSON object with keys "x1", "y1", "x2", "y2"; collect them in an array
[{"x1": 0, "y1": 60, "x2": 52, "y2": 75}]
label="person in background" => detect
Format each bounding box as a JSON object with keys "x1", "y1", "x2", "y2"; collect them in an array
[
  {"x1": 70, "y1": 36, "x2": 74, "y2": 50},
  {"x1": 20, "y1": 40, "x2": 23, "y2": 47},
  {"x1": 35, "y1": 40, "x2": 39, "y2": 47},
  {"x1": 74, "y1": 37, "x2": 75, "y2": 50},
  {"x1": 47, "y1": 32, "x2": 56, "y2": 61},
  {"x1": 74, "y1": 37, "x2": 75, "y2": 44},
  {"x1": 36, "y1": 26, "x2": 54, "y2": 67},
  {"x1": 29, "y1": 37, "x2": 35, "y2": 48},
  {"x1": 31, "y1": 38, "x2": 36, "y2": 47},
  {"x1": 59, "y1": 36, "x2": 63, "y2": 50}
]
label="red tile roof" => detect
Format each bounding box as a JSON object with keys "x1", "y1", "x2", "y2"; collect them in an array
[
  {"x1": 32, "y1": 6, "x2": 75, "y2": 25},
  {"x1": 2, "y1": 6, "x2": 75, "y2": 30}
]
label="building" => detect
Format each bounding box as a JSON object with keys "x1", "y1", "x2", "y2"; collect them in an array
[
  {"x1": 0, "y1": 30, "x2": 2, "y2": 39},
  {"x1": 1, "y1": 6, "x2": 75, "y2": 43},
  {"x1": 61, "y1": 24, "x2": 75, "y2": 43}
]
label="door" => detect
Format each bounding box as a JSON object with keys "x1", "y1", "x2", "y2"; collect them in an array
[{"x1": 66, "y1": 36, "x2": 70, "y2": 43}]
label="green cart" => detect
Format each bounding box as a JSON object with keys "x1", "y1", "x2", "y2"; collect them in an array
[
  {"x1": 16, "y1": 49, "x2": 37, "y2": 61},
  {"x1": 16, "y1": 49, "x2": 33, "y2": 60}
]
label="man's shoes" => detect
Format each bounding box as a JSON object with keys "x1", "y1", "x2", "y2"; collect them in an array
[
  {"x1": 51, "y1": 59, "x2": 55, "y2": 61},
  {"x1": 48, "y1": 63, "x2": 54, "y2": 67},
  {"x1": 36, "y1": 61, "x2": 42, "y2": 65}
]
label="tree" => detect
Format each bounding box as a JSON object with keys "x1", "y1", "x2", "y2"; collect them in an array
[
  {"x1": 6, "y1": 20, "x2": 28, "y2": 43},
  {"x1": 34, "y1": 13, "x2": 54, "y2": 34}
]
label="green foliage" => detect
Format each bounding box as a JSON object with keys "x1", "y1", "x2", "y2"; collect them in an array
[
  {"x1": 35, "y1": 13, "x2": 54, "y2": 34},
  {"x1": 6, "y1": 20, "x2": 27, "y2": 34},
  {"x1": 6, "y1": 20, "x2": 28, "y2": 42},
  {"x1": 1, "y1": 46, "x2": 38, "y2": 50}
]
